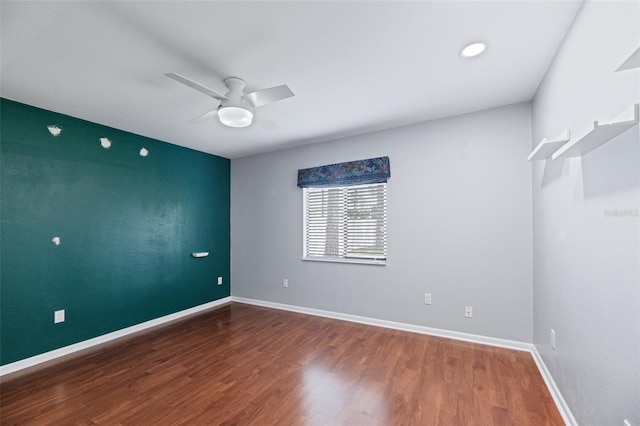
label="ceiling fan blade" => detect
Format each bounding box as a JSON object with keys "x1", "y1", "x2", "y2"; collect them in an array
[
  {"x1": 165, "y1": 73, "x2": 228, "y2": 101},
  {"x1": 189, "y1": 108, "x2": 219, "y2": 123},
  {"x1": 244, "y1": 84, "x2": 294, "y2": 107},
  {"x1": 255, "y1": 114, "x2": 280, "y2": 132}
]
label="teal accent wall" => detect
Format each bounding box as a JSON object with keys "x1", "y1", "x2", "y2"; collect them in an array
[{"x1": 0, "y1": 98, "x2": 230, "y2": 365}]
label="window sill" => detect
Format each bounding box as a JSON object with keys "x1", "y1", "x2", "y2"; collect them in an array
[{"x1": 302, "y1": 257, "x2": 387, "y2": 266}]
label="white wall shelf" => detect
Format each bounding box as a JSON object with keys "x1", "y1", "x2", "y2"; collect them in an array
[
  {"x1": 616, "y1": 46, "x2": 639, "y2": 72},
  {"x1": 552, "y1": 104, "x2": 639, "y2": 160},
  {"x1": 527, "y1": 130, "x2": 570, "y2": 161}
]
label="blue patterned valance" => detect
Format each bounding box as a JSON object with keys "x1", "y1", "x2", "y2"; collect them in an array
[{"x1": 297, "y1": 156, "x2": 390, "y2": 188}]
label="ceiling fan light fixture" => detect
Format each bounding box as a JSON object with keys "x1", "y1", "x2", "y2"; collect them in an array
[
  {"x1": 460, "y1": 42, "x2": 487, "y2": 58},
  {"x1": 166, "y1": 73, "x2": 293, "y2": 129},
  {"x1": 218, "y1": 105, "x2": 254, "y2": 128}
]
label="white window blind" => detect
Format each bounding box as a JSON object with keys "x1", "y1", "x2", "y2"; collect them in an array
[{"x1": 303, "y1": 183, "x2": 387, "y2": 263}]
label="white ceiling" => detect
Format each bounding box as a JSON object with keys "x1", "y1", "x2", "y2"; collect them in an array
[{"x1": 1, "y1": 1, "x2": 581, "y2": 159}]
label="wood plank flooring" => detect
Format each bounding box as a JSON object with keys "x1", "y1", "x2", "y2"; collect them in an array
[{"x1": 0, "y1": 303, "x2": 563, "y2": 425}]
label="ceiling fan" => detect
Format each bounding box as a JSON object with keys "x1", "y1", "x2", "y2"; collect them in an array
[{"x1": 165, "y1": 73, "x2": 294, "y2": 128}]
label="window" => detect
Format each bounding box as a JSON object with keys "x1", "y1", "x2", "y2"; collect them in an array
[
  {"x1": 303, "y1": 182, "x2": 387, "y2": 264},
  {"x1": 298, "y1": 156, "x2": 390, "y2": 265}
]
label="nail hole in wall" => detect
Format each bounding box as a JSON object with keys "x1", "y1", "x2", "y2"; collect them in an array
[
  {"x1": 47, "y1": 125, "x2": 62, "y2": 136},
  {"x1": 52, "y1": 236, "x2": 61, "y2": 246},
  {"x1": 139, "y1": 147, "x2": 149, "y2": 157},
  {"x1": 100, "y1": 138, "x2": 112, "y2": 149}
]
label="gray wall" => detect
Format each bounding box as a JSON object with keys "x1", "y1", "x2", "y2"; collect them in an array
[
  {"x1": 531, "y1": 1, "x2": 639, "y2": 425},
  {"x1": 232, "y1": 102, "x2": 533, "y2": 342}
]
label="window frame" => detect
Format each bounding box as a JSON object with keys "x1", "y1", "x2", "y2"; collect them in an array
[{"x1": 302, "y1": 182, "x2": 388, "y2": 266}]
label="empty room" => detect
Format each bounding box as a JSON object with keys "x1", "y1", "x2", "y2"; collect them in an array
[{"x1": 1, "y1": 1, "x2": 638, "y2": 425}]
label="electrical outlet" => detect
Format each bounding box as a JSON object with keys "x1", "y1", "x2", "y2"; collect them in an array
[
  {"x1": 283, "y1": 279, "x2": 289, "y2": 288},
  {"x1": 464, "y1": 306, "x2": 473, "y2": 318},
  {"x1": 54, "y1": 309, "x2": 65, "y2": 324},
  {"x1": 551, "y1": 329, "x2": 556, "y2": 350},
  {"x1": 424, "y1": 293, "x2": 432, "y2": 305},
  {"x1": 217, "y1": 276, "x2": 223, "y2": 285}
]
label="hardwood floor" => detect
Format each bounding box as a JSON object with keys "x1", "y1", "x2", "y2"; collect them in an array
[{"x1": 1, "y1": 303, "x2": 563, "y2": 425}]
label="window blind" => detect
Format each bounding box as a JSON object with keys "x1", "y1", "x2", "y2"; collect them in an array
[{"x1": 304, "y1": 182, "x2": 387, "y2": 262}]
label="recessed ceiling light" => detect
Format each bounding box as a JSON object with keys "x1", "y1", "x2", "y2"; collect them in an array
[{"x1": 460, "y1": 42, "x2": 487, "y2": 58}]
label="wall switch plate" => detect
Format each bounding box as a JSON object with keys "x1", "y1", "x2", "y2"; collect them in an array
[
  {"x1": 424, "y1": 293, "x2": 432, "y2": 305},
  {"x1": 217, "y1": 276, "x2": 223, "y2": 285},
  {"x1": 551, "y1": 329, "x2": 556, "y2": 350},
  {"x1": 283, "y1": 279, "x2": 289, "y2": 288},
  {"x1": 464, "y1": 306, "x2": 473, "y2": 318},
  {"x1": 54, "y1": 309, "x2": 65, "y2": 324}
]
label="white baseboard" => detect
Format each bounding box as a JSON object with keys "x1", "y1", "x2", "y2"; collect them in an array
[
  {"x1": 231, "y1": 296, "x2": 532, "y2": 352},
  {"x1": 531, "y1": 345, "x2": 577, "y2": 426},
  {"x1": 0, "y1": 297, "x2": 232, "y2": 377}
]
